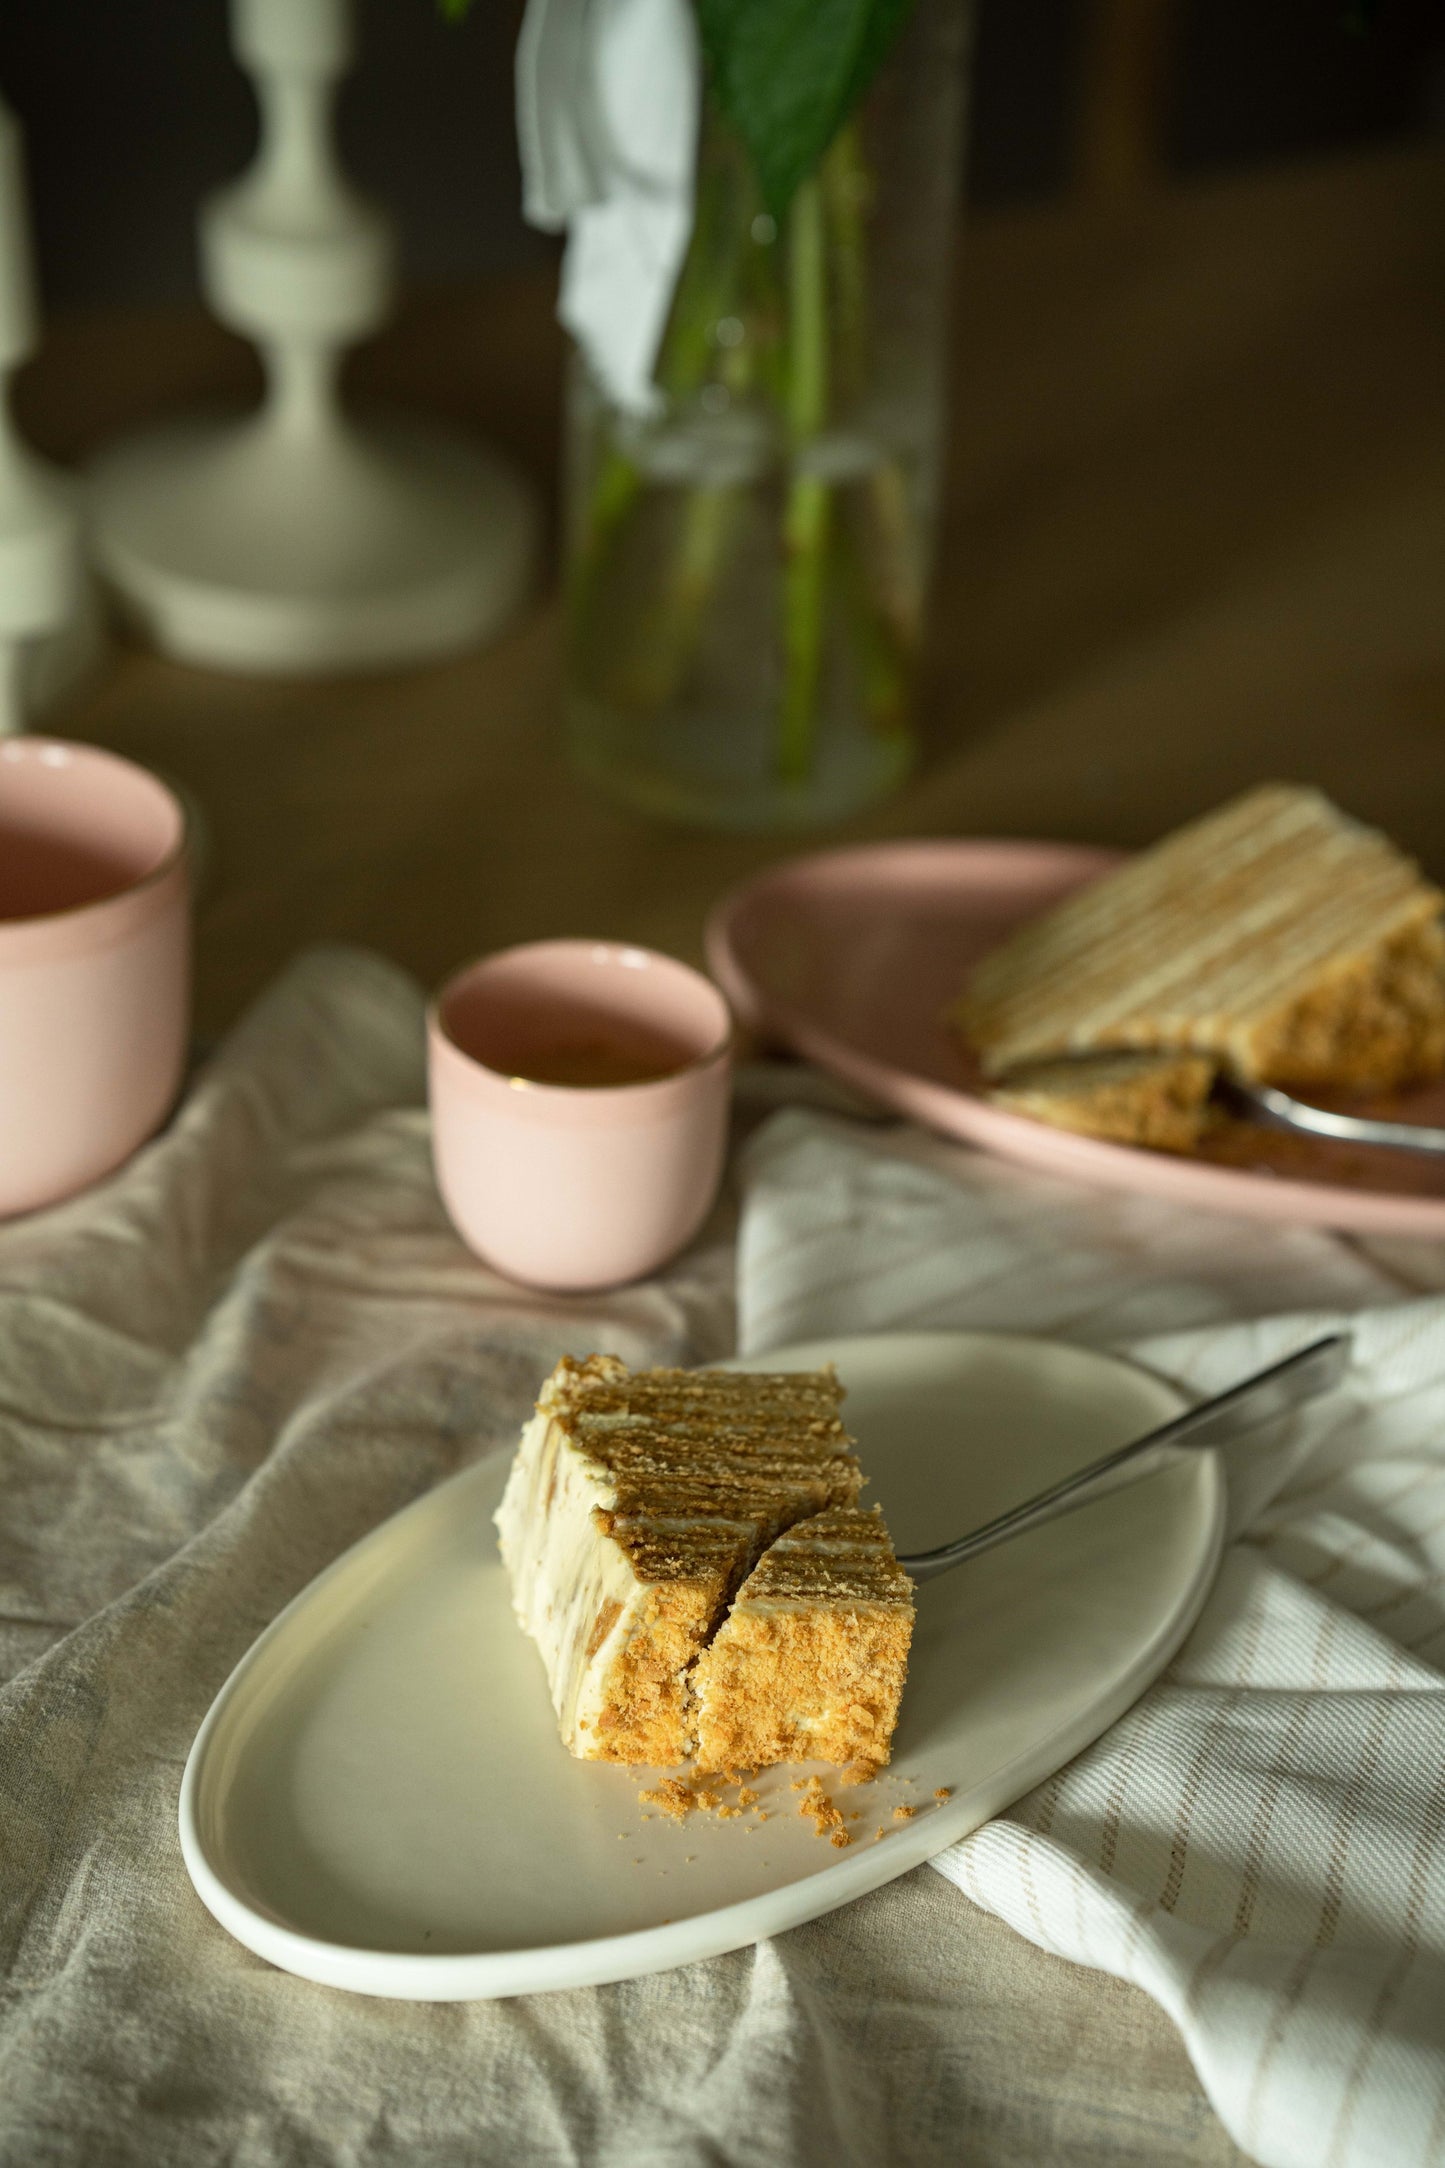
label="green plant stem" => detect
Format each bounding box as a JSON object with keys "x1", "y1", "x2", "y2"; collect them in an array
[
  {"x1": 777, "y1": 172, "x2": 831, "y2": 785},
  {"x1": 569, "y1": 115, "x2": 918, "y2": 781},
  {"x1": 853, "y1": 454, "x2": 921, "y2": 655},
  {"x1": 823, "y1": 122, "x2": 869, "y2": 400},
  {"x1": 661, "y1": 122, "x2": 753, "y2": 397},
  {"x1": 822, "y1": 123, "x2": 921, "y2": 684},
  {"x1": 605, "y1": 483, "x2": 741, "y2": 711},
  {"x1": 838, "y1": 515, "x2": 912, "y2": 734},
  {"x1": 570, "y1": 121, "x2": 755, "y2": 706},
  {"x1": 569, "y1": 442, "x2": 639, "y2": 603}
]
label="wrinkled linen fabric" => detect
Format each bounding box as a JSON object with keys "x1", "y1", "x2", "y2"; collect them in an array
[{"x1": 0, "y1": 952, "x2": 1442, "y2": 2168}]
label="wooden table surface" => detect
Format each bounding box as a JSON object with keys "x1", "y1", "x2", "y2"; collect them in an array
[
  {"x1": 16, "y1": 141, "x2": 1445, "y2": 2166},
  {"x1": 23, "y1": 140, "x2": 1445, "y2": 1041}
]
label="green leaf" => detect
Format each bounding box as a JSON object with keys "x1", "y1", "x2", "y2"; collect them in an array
[{"x1": 696, "y1": 0, "x2": 917, "y2": 218}]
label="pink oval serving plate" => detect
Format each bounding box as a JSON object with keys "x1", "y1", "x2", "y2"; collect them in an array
[{"x1": 705, "y1": 838, "x2": 1445, "y2": 1236}]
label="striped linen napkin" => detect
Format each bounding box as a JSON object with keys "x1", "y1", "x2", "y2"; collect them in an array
[{"x1": 735, "y1": 1106, "x2": 1445, "y2": 2168}]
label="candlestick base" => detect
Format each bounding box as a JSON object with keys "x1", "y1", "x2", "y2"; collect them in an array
[{"x1": 88, "y1": 407, "x2": 538, "y2": 675}]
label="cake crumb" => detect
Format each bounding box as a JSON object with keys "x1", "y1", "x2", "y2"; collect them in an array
[
  {"x1": 799, "y1": 1788, "x2": 848, "y2": 1842},
  {"x1": 738, "y1": 1787, "x2": 758, "y2": 1808},
  {"x1": 934, "y1": 1787, "x2": 953, "y2": 1801},
  {"x1": 717, "y1": 1805, "x2": 741, "y2": 1820},
  {"x1": 639, "y1": 1779, "x2": 697, "y2": 1823},
  {"x1": 892, "y1": 1804, "x2": 917, "y2": 1821},
  {"x1": 838, "y1": 1762, "x2": 877, "y2": 1789},
  {"x1": 695, "y1": 1788, "x2": 721, "y2": 1811},
  {"x1": 829, "y1": 1829, "x2": 852, "y2": 1848},
  {"x1": 873, "y1": 1828, "x2": 886, "y2": 1843}
]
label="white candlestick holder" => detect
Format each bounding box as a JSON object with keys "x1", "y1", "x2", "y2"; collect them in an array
[
  {"x1": 0, "y1": 97, "x2": 98, "y2": 735},
  {"x1": 87, "y1": 0, "x2": 537, "y2": 677}
]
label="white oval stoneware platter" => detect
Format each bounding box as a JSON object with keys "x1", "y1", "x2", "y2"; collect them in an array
[{"x1": 180, "y1": 1331, "x2": 1225, "y2": 2001}]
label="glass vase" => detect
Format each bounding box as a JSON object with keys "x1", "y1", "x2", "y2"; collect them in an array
[{"x1": 563, "y1": 0, "x2": 972, "y2": 831}]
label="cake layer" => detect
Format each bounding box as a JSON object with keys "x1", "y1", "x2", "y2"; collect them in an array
[
  {"x1": 989, "y1": 1050, "x2": 1215, "y2": 1152},
  {"x1": 691, "y1": 1504, "x2": 915, "y2": 1775},
  {"x1": 955, "y1": 785, "x2": 1445, "y2": 1093},
  {"x1": 494, "y1": 1356, "x2": 863, "y2": 1765}
]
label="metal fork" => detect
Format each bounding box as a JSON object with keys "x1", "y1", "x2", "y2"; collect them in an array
[
  {"x1": 1226, "y1": 1080, "x2": 1445, "y2": 1157},
  {"x1": 898, "y1": 1333, "x2": 1351, "y2": 1584}
]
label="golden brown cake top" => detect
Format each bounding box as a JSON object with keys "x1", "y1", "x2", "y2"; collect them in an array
[
  {"x1": 730, "y1": 1503, "x2": 913, "y2": 1611},
  {"x1": 957, "y1": 784, "x2": 1445, "y2": 1078},
  {"x1": 539, "y1": 1355, "x2": 863, "y2": 1583}
]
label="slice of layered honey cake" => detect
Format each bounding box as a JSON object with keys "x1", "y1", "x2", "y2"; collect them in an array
[
  {"x1": 495, "y1": 1355, "x2": 911, "y2": 1766},
  {"x1": 690, "y1": 1504, "x2": 913, "y2": 1775},
  {"x1": 952, "y1": 784, "x2": 1445, "y2": 1149}
]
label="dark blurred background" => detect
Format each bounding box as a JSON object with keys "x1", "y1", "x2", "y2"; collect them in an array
[{"x1": 0, "y1": 0, "x2": 1442, "y2": 313}]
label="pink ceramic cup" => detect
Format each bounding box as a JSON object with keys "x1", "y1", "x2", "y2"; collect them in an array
[
  {"x1": 428, "y1": 940, "x2": 733, "y2": 1290},
  {"x1": 0, "y1": 737, "x2": 191, "y2": 1218}
]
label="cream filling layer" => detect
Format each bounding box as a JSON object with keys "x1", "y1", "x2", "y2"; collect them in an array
[
  {"x1": 494, "y1": 1414, "x2": 633, "y2": 1749},
  {"x1": 494, "y1": 1413, "x2": 731, "y2": 1751}
]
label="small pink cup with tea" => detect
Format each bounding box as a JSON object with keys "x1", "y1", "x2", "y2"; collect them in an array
[
  {"x1": 428, "y1": 940, "x2": 732, "y2": 1290},
  {"x1": 0, "y1": 737, "x2": 190, "y2": 1219}
]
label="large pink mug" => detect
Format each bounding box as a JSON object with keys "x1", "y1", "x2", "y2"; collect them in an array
[
  {"x1": 428, "y1": 940, "x2": 732, "y2": 1290},
  {"x1": 0, "y1": 737, "x2": 191, "y2": 1218}
]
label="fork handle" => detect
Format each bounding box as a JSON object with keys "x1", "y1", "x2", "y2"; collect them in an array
[
  {"x1": 898, "y1": 1332, "x2": 1351, "y2": 1583},
  {"x1": 1250, "y1": 1084, "x2": 1445, "y2": 1157}
]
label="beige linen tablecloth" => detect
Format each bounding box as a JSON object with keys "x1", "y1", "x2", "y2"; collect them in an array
[{"x1": 4, "y1": 950, "x2": 1444, "y2": 2167}]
